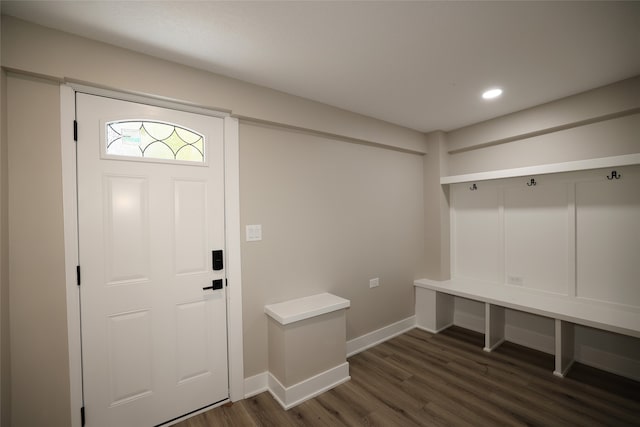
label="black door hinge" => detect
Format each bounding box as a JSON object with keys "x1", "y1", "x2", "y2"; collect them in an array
[
  {"x1": 73, "y1": 120, "x2": 78, "y2": 142},
  {"x1": 76, "y1": 265, "x2": 81, "y2": 286},
  {"x1": 80, "y1": 406, "x2": 85, "y2": 426},
  {"x1": 225, "y1": 278, "x2": 228, "y2": 287}
]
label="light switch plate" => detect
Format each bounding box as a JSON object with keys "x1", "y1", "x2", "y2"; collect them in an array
[
  {"x1": 369, "y1": 278, "x2": 379, "y2": 288},
  {"x1": 246, "y1": 224, "x2": 262, "y2": 241}
]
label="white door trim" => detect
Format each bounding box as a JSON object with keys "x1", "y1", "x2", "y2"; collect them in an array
[
  {"x1": 61, "y1": 84, "x2": 83, "y2": 427},
  {"x1": 67, "y1": 82, "x2": 232, "y2": 119},
  {"x1": 60, "y1": 84, "x2": 244, "y2": 427}
]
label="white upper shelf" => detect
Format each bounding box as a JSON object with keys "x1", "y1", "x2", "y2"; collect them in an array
[{"x1": 440, "y1": 153, "x2": 640, "y2": 185}]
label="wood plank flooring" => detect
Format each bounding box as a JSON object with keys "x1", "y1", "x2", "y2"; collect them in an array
[{"x1": 175, "y1": 327, "x2": 640, "y2": 427}]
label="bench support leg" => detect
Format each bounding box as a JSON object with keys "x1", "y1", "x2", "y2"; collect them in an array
[
  {"x1": 415, "y1": 288, "x2": 454, "y2": 333},
  {"x1": 484, "y1": 303, "x2": 505, "y2": 352},
  {"x1": 554, "y1": 319, "x2": 575, "y2": 377}
]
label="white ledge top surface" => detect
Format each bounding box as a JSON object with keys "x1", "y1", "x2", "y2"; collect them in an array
[
  {"x1": 265, "y1": 292, "x2": 350, "y2": 325},
  {"x1": 440, "y1": 153, "x2": 640, "y2": 185},
  {"x1": 414, "y1": 278, "x2": 640, "y2": 338}
]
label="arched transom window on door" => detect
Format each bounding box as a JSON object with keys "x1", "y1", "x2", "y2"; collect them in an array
[{"x1": 106, "y1": 120, "x2": 205, "y2": 163}]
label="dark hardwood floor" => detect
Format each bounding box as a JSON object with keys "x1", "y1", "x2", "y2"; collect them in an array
[{"x1": 175, "y1": 327, "x2": 640, "y2": 426}]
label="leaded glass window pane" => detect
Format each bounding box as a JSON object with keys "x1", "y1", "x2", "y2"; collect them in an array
[{"x1": 106, "y1": 120, "x2": 205, "y2": 163}]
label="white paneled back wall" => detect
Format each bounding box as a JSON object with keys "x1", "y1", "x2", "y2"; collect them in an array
[
  {"x1": 451, "y1": 164, "x2": 640, "y2": 309},
  {"x1": 576, "y1": 168, "x2": 640, "y2": 307}
]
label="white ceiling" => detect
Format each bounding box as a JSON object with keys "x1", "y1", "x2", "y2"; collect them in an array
[{"x1": 2, "y1": 1, "x2": 639, "y2": 132}]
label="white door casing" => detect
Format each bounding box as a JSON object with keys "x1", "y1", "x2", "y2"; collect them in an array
[{"x1": 76, "y1": 93, "x2": 230, "y2": 426}]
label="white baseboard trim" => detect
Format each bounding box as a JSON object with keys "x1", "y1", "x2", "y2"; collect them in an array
[
  {"x1": 244, "y1": 372, "x2": 269, "y2": 398},
  {"x1": 553, "y1": 359, "x2": 575, "y2": 378},
  {"x1": 347, "y1": 316, "x2": 416, "y2": 357},
  {"x1": 575, "y1": 345, "x2": 640, "y2": 382},
  {"x1": 505, "y1": 325, "x2": 555, "y2": 355},
  {"x1": 415, "y1": 322, "x2": 453, "y2": 334},
  {"x1": 483, "y1": 337, "x2": 505, "y2": 353},
  {"x1": 244, "y1": 316, "x2": 417, "y2": 407},
  {"x1": 268, "y1": 362, "x2": 350, "y2": 410}
]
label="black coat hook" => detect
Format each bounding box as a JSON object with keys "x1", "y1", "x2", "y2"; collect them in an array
[
  {"x1": 606, "y1": 170, "x2": 621, "y2": 180},
  {"x1": 470, "y1": 183, "x2": 477, "y2": 191},
  {"x1": 526, "y1": 178, "x2": 537, "y2": 187}
]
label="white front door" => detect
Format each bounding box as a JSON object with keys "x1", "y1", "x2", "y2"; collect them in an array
[{"x1": 77, "y1": 93, "x2": 228, "y2": 426}]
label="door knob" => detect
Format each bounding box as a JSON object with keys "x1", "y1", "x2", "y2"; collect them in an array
[{"x1": 203, "y1": 279, "x2": 224, "y2": 291}]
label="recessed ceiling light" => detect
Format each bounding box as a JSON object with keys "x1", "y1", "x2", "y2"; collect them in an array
[{"x1": 482, "y1": 88, "x2": 503, "y2": 100}]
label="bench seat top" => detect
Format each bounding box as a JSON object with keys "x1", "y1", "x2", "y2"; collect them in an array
[{"x1": 415, "y1": 278, "x2": 640, "y2": 338}]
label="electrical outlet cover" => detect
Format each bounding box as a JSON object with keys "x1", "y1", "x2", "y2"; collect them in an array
[{"x1": 507, "y1": 275, "x2": 524, "y2": 286}]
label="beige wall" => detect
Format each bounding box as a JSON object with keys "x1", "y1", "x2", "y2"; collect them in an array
[
  {"x1": 268, "y1": 310, "x2": 346, "y2": 387},
  {"x1": 447, "y1": 76, "x2": 640, "y2": 153},
  {"x1": 6, "y1": 73, "x2": 71, "y2": 427},
  {"x1": 1, "y1": 15, "x2": 427, "y2": 425},
  {"x1": 446, "y1": 113, "x2": 640, "y2": 176},
  {"x1": 2, "y1": 10, "x2": 638, "y2": 427},
  {"x1": 1, "y1": 15, "x2": 6, "y2": 425},
  {"x1": 1, "y1": 68, "x2": 11, "y2": 427},
  {"x1": 445, "y1": 76, "x2": 640, "y2": 176},
  {"x1": 429, "y1": 76, "x2": 640, "y2": 284},
  {"x1": 435, "y1": 77, "x2": 640, "y2": 381},
  {"x1": 240, "y1": 122, "x2": 424, "y2": 376},
  {"x1": 1, "y1": 16, "x2": 426, "y2": 154},
  {"x1": 422, "y1": 131, "x2": 449, "y2": 281}
]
